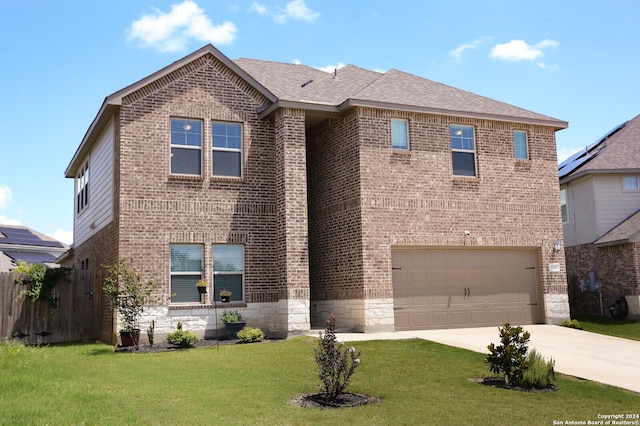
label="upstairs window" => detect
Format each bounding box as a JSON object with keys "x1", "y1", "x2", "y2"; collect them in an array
[
  {"x1": 213, "y1": 245, "x2": 244, "y2": 302},
  {"x1": 391, "y1": 118, "x2": 409, "y2": 150},
  {"x1": 170, "y1": 244, "x2": 202, "y2": 303},
  {"x1": 76, "y1": 161, "x2": 89, "y2": 214},
  {"x1": 623, "y1": 176, "x2": 639, "y2": 192},
  {"x1": 212, "y1": 122, "x2": 242, "y2": 177},
  {"x1": 450, "y1": 125, "x2": 476, "y2": 177},
  {"x1": 170, "y1": 118, "x2": 202, "y2": 175},
  {"x1": 514, "y1": 130, "x2": 529, "y2": 159},
  {"x1": 560, "y1": 188, "x2": 568, "y2": 223}
]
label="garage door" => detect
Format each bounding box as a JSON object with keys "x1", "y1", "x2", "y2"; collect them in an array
[{"x1": 392, "y1": 248, "x2": 540, "y2": 330}]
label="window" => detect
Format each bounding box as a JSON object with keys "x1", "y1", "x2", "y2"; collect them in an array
[
  {"x1": 560, "y1": 188, "x2": 568, "y2": 223},
  {"x1": 76, "y1": 161, "x2": 89, "y2": 214},
  {"x1": 170, "y1": 245, "x2": 203, "y2": 303},
  {"x1": 450, "y1": 125, "x2": 476, "y2": 177},
  {"x1": 513, "y1": 130, "x2": 528, "y2": 159},
  {"x1": 170, "y1": 118, "x2": 202, "y2": 175},
  {"x1": 623, "y1": 176, "x2": 639, "y2": 192},
  {"x1": 391, "y1": 118, "x2": 409, "y2": 150},
  {"x1": 212, "y1": 122, "x2": 242, "y2": 177},
  {"x1": 213, "y1": 245, "x2": 244, "y2": 302}
]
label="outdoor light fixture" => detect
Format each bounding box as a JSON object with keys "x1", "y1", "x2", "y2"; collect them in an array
[{"x1": 553, "y1": 239, "x2": 563, "y2": 254}]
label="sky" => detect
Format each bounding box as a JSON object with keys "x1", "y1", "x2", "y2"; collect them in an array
[{"x1": 1, "y1": 0, "x2": 639, "y2": 246}]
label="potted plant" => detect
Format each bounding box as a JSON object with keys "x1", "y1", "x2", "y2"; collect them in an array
[
  {"x1": 196, "y1": 279, "x2": 208, "y2": 294},
  {"x1": 221, "y1": 310, "x2": 246, "y2": 339},
  {"x1": 219, "y1": 288, "x2": 232, "y2": 302},
  {"x1": 102, "y1": 258, "x2": 158, "y2": 348}
]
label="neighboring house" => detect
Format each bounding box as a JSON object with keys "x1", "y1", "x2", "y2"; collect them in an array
[
  {"x1": 559, "y1": 114, "x2": 640, "y2": 319},
  {"x1": 65, "y1": 44, "x2": 570, "y2": 343},
  {"x1": 0, "y1": 224, "x2": 68, "y2": 272}
]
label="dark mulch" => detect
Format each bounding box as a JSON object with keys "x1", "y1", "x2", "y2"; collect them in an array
[
  {"x1": 289, "y1": 393, "x2": 382, "y2": 409},
  {"x1": 115, "y1": 338, "x2": 280, "y2": 353},
  {"x1": 469, "y1": 377, "x2": 558, "y2": 393}
]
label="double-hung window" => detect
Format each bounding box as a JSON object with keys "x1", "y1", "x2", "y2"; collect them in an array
[
  {"x1": 76, "y1": 161, "x2": 89, "y2": 214},
  {"x1": 623, "y1": 176, "x2": 639, "y2": 192},
  {"x1": 170, "y1": 244, "x2": 203, "y2": 303},
  {"x1": 212, "y1": 245, "x2": 244, "y2": 302},
  {"x1": 391, "y1": 118, "x2": 409, "y2": 150},
  {"x1": 170, "y1": 118, "x2": 202, "y2": 175},
  {"x1": 212, "y1": 122, "x2": 242, "y2": 177},
  {"x1": 450, "y1": 125, "x2": 476, "y2": 177},
  {"x1": 514, "y1": 130, "x2": 529, "y2": 159},
  {"x1": 560, "y1": 188, "x2": 568, "y2": 223}
]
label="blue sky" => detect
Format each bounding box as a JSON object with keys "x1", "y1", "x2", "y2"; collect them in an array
[{"x1": 1, "y1": 0, "x2": 639, "y2": 245}]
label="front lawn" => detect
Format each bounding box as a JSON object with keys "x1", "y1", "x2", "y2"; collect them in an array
[
  {"x1": 1, "y1": 337, "x2": 637, "y2": 425},
  {"x1": 575, "y1": 315, "x2": 640, "y2": 341}
]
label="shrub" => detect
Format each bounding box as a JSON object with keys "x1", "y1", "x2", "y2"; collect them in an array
[
  {"x1": 485, "y1": 323, "x2": 530, "y2": 386},
  {"x1": 314, "y1": 313, "x2": 361, "y2": 402},
  {"x1": 520, "y1": 348, "x2": 556, "y2": 389},
  {"x1": 560, "y1": 319, "x2": 583, "y2": 330},
  {"x1": 166, "y1": 322, "x2": 199, "y2": 348},
  {"x1": 221, "y1": 310, "x2": 243, "y2": 323},
  {"x1": 237, "y1": 327, "x2": 264, "y2": 343}
]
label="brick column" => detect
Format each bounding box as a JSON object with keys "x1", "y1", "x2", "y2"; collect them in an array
[{"x1": 274, "y1": 108, "x2": 310, "y2": 336}]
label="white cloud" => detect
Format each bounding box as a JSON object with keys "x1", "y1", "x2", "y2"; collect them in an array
[
  {"x1": 557, "y1": 145, "x2": 583, "y2": 163},
  {"x1": 52, "y1": 229, "x2": 73, "y2": 246},
  {"x1": 450, "y1": 39, "x2": 485, "y2": 62},
  {"x1": 0, "y1": 215, "x2": 20, "y2": 226},
  {"x1": 490, "y1": 39, "x2": 558, "y2": 62},
  {"x1": 316, "y1": 62, "x2": 345, "y2": 73},
  {"x1": 0, "y1": 185, "x2": 11, "y2": 209},
  {"x1": 274, "y1": 0, "x2": 319, "y2": 23},
  {"x1": 127, "y1": 1, "x2": 237, "y2": 52},
  {"x1": 250, "y1": 2, "x2": 267, "y2": 15}
]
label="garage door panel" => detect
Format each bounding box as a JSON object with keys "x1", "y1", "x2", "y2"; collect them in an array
[{"x1": 393, "y1": 248, "x2": 539, "y2": 330}]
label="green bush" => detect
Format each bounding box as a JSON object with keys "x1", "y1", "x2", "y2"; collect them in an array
[
  {"x1": 237, "y1": 327, "x2": 265, "y2": 343},
  {"x1": 485, "y1": 323, "x2": 530, "y2": 386},
  {"x1": 520, "y1": 349, "x2": 556, "y2": 389},
  {"x1": 166, "y1": 322, "x2": 199, "y2": 348},
  {"x1": 221, "y1": 310, "x2": 243, "y2": 323},
  {"x1": 560, "y1": 319, "x2": 583, "y2": 330}
]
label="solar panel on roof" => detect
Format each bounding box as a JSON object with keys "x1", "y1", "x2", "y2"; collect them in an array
[
  {"x1": 0, "y1": 226, "x2": 64, "y2": 248},
  {"x1": 4, "y1": 251, "x2": 57, "y2": 265}
]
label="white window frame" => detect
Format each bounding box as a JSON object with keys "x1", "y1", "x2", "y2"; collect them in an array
[
  {"x1": 76, "y1": 160, "x2": 89, "y2": 214},
  {"x1": 450, "y1": 125, "x2": 477, "y2": 177},
  {"x1": 622, "y1": 175, "x2": 639, "y2": 192},
  {"x1": 212, "y1": 121, "x2": 243, "y2": 178},
  {"x1": 560, "y1": 188, "x2": 568, "y2": 223},
  {"x1": 391, "y1": 118, "x2": 409, "y2": 150},
  {"x1": 170, "y1": 118, "x2": 202, "y2": 176},
  {"x1": 212, "y1": 244, "x2": 244, "y2": 302},
  {"x1": 513, "y1": 130, "x2": 529, "y2": 160},
  {"x1": 170, "y1": 244, "x2": 203, "y2": 304}
]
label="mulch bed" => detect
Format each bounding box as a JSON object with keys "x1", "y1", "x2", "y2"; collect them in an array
[
  {"x1": 469, "y1": 377, "x2": 558, "y2": 393},
  {"x1": 289, "y1": 393, "x2": 382, "y2": 409},
  {"x1": 115, "y1": 337, "x2": 279, "y2": 353}
]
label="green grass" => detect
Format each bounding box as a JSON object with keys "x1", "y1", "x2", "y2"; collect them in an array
[
  {"x1": 1, "y1": 337, "x2": 637, "y2": 425},
  {"x1": 575, "y1": 315, "x2": 640, "y2": 341}
]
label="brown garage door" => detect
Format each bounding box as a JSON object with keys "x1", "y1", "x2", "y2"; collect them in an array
[{"x1": 392, "y1": 248, "x2": 540, "y2": 330}]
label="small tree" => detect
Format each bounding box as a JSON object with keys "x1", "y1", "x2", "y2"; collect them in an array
[
  {"x1": 314, "y1": 314, "x2": 361, "y2": 401},
  {"x1": 485, "y1": 323, "x2": 530, "y2": 386},
  {"x1": 102, "y1": 258, "x2": 158, "y2": 332}
]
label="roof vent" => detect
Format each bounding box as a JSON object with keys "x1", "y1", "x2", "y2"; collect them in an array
[
  {"x1": 333, "y1": 68, "x2": 338, "y2": 80},
  {"x1": 301, "y1": 79, "x2": 313, "y2": 88}
]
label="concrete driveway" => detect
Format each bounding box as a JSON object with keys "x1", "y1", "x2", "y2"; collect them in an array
[{"x1": 331, "y1": 325, "x2": 640, "y2": 394}]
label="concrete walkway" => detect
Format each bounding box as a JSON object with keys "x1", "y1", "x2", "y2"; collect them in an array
[{"x1": 327, "y1": 325, "x2": 640, "y2": 394}]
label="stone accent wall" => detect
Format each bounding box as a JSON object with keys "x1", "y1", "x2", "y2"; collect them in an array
[{"x1": 565, "y1": 242, "x2": 640, "y2": 318}]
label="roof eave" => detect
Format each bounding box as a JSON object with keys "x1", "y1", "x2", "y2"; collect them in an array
[{"x1": 560, "y1": 168, "x2": 640, "y2": 185}]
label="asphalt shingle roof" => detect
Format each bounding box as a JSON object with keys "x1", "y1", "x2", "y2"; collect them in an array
[{"x1": 594, "y1": 209, "x2": 640, "y2": 246}]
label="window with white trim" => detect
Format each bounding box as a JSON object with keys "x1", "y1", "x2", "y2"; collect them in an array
[
  {"x1": 623, "y1": 176, "x2": 639, "y2": 192},
  {"x1": 212, "y1": 245, "x2": 244, "y2": 302},
  {"x1": 450, "y1": 125, "x2": 476, "y2": 177},
  {"x1": 76, "y1": 161, "x2": 89, "y2": 214},
  {"x1": 560, "y1": 188, "x2": 568, "y2": 223},
  {"x1": 391, "y1": 118, "x2": 409, "y2": 150},
  {"x1": 514, "y1": 130, "x2": 529, "y2": 159},
  {"x1": 170, "y1": 118, "x2": 202, "y2": 175},
  {"x1": 170, "y1": 244, "x2": 203, "y2": 303},
  {"x1": 212, "y1": 122, "x2": 242, "y2": 177}
]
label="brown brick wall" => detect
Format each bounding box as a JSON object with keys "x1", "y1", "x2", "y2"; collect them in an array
[
  {"x1": 307, "y1": 107, "x2": 568, "y2": 304},
  {"x1": 565, "y1": 242, "x2": 640, "y2": 316}
]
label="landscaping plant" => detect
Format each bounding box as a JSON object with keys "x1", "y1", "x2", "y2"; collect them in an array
[
  {"x1": 166, "y1": 322, "x2": 198, "y2": 348},
  {"x1": 237, "y1": 327, "x2": 264, "y2": 343},
  {"x1": 520, "y1": 348, "x2": 556, "y2": 389},
  {"x1": 314, "y1": 313, "x2": 361, "y2": 401},
  {"x1": 485, "y1": 323, "x2": 530, "y2": 386}
]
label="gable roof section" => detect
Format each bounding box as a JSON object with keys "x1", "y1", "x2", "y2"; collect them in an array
[
  {"x1": 559, "y1": 114, "x2": 640, "y2": 183},
  {"x1": 594, "y1": 208, "x2": 640, "y2": 247},
  {"x1": 65, "y1": 45, "x2": 276, "y2": 178},
  {"x1": 0, "y1": 225, "x2": 65, "y2": 249}
]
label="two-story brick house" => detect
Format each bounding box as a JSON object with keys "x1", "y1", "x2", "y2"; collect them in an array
[
  {"x1": 559, "y1": 114, "x2": 640, "y2": 319},
  {"x1": 65, "y1": 44, "x2": 569, "y2": 343}
]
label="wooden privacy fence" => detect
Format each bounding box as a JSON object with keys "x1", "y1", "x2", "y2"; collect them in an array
[{"x1": 0, "y1": 269, "x2": 104, "y2": 344}]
